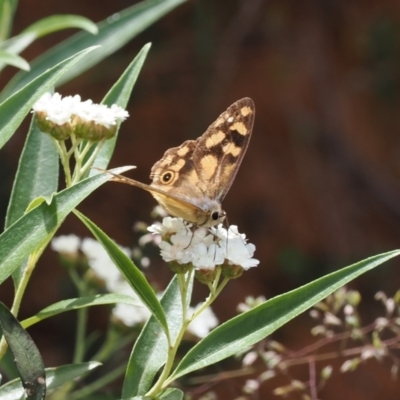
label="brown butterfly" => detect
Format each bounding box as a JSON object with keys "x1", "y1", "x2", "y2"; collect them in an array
[{"x1": 111, "y1": 98, "x2": 255, "y2": 227}]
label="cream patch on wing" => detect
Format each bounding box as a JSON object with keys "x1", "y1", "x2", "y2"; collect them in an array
[
  {"x1": 169, "y1": 158, "x2": 186, "y2": 171},
  {"x1": 240, "y1": 106, "x2": 253, "y2": 116},
  {"x1": 200, "y1": 154, "x2": 218, "y2": 181},
  {"x1": 205, "y1": 130, "x2": 226, "y2": 148},
  {"x1": 176, "y1": 145, "x2": 190, "y2": 157},
  {"x1": 229, "y1": 122, "x2": 247, "y2": 135},
  {"x1": 222, "y1": 143, "x2": 241, "y2": 157},
  {"x1": 214, "y1": 116, "x2": 225, "y2": 127}
]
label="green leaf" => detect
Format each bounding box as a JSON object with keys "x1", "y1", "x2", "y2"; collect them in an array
[
  {"x1": 0, "y1": 302, "x2": 46, "y2": 400},
  {"x1": 122, "y1": 275, "x2": 192, "y2": 397},
  {"x1": 21, "y1": 293, "x2": 142, "y2": 329},
  {"x1": 169, "y1": 250, "x2": 400, "y2": 381},
  {"x1": 0, "y1": 49, "x2": 29, "y2": 70},
  {"x1": 0, "y1": 0, "x2": 188, "y2": 100},
  {"x1": 0, "y1": 362, "x2": 101, "y2": 399},
  {"x1": 74, "y1": 210, "x2": 169, "y2": 337},
  {"x1": 0, "y1": 33, "x2": 35, "y2": 74},
  {"x1": 0, "y1": 32, "x2": 36, "y2": 54},
  {"x1": 92, "y1": 42, "x2": 151, "y2": 170},
  {"x1": 0, "y1": 46, "x2": 98, "y2": 150},
  {"x1": 0, "y1": 166, "x2": 132, "y2": 286},
  {"x1": 4, "y1": 117, "x2": 58, "y2": 286},
  {"x1": 159, "y1": 388, "x2": 184, "y2": 400},
  {"x1": 5, "y1": 117, "x2": 58, "y2": 228},
  {"x1": 21, "y1": 15, "x2": 98, "y2": 37},
  {"x1": 0, "y1": 0, "x2": 17, "y2": 41},
  {"x1": 0, "y1": 15, "x2": 97, "y2": 71},
  {"x1": 120, "y1": 389, "x2": 184, "y2": 400}
]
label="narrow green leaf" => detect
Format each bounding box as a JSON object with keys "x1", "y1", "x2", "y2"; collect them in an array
[
  {"x1": 0, "y1": 49, "x2": 29, "y2": 70},
  {"x1": 4, "y1": 117, "x2": 58, "y2": 286},
  {"x1": 74, "y1": 210, "x2": 169, "y2": 336},
  {"x1": 92, "y1": 42, "x2": 151, "y2": 170},
  {"x1": 0, "y1": 46, "x2": 98, "y2": 150},
  {"x1": 0, "y1": 32, "x2": 36, "y2": 56},
  {"x1": 0, "y1": 0, "x2": 17, "y2": 41},
  {"x1": 159, "y1": 388, "x2": 184, "y2": 400},
  {"x1": 0, "y1": 15, "x2": 97, "y2": 71},
  {"x1": 0, "y1": 0, "x2": 188, "y2": 100},
  {"x1": 21, "y1": 293, "x2": 142, "y2": 329},
  {"x1": 0, "y1": 362, "x2": 101, "y2": 399},
  {"x1": 21, "y1": 15, "x2": 98, "y2": 37},
  {"x1": 120, "y1": 389, "x2": 183, "y2": 400},
  {"x1": 0, "y1": 302, "x2": 46, "y2": 400},
  {"x1": 5, "y1": 118, "x2": 58, "y2": 228},
  {"x1": 122, "y1": 275, "x2": 192, "y2": 397},
  {"x1": 0, "y1": 166, "x2": 133, "y2": 286},
  {"x1": 169, "y1": 250, "x2": 400, "y2": 380}
]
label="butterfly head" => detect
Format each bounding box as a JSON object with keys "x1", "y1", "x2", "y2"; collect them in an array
[{"x1": 202, "y1": 203, "x2": 226, "y2": 228}]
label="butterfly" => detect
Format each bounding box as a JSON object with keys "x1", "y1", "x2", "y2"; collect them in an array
[{"x1": 110, "y1": 98, "x2": 255, "y2": 227}]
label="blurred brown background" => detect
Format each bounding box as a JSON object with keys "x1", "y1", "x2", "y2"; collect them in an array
[{"x1": 1, "y1": 0, "x2": 400, "y2": 398}]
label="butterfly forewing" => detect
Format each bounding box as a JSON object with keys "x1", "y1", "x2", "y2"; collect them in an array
[{"x1": 192, "y1": 97, "x2": 255, "y2": 201}]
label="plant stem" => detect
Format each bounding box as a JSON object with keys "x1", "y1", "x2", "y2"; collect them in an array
[
  {"x1": 54, "y1": 139, "x2": 72, "y2": 186},
  {"x1": 147, "y1": 268, "x2": 229, "y2": 396},
  {"x1": 69, "y1": 268, "x2": 89, "y2": 364},
  {"x1": 68, "y1": 364, "x2": 127, "y2": 400}
]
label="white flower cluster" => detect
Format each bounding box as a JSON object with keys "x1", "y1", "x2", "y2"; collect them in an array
[
  {"x1": 51, "y1": 235, "x2": 149, "y2": 326},
  {"x1": 33, "y1": 92, "x2": 129, "y2": 129},
  {"x1": 51, "y1": 234, "x2": 218, "y2": 337},
  {"x1": 148, "y1": 217, "x2": 259, "y2": 271}
]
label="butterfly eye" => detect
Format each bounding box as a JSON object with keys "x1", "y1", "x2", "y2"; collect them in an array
[
  {"x1": 161, "y1": 171, "x2": 174, "y2": 184},
  {"x1": 211, "y1": 211, "x2": 220, "y2": 221}
]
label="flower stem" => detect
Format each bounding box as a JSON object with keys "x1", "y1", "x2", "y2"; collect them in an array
[
  {"x1": 147, "y1": 268, "x2": 229, "y2": 396},
  {"x1": 69, "y1": 267, "x2": 89, "y2": 364},
  {"x1": 55, "y1": 139, "x2": 73, "y2": 186}
]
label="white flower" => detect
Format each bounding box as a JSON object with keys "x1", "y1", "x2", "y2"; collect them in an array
[
  {"x1": 33, "y1": 93, "x2": 82, "y2": 125},
  {"x1": 151, "y1": 217, "x2": 259, "y2": 272},
  {"x1": 237, "y1": 295, "x2": 267, "y2": 313},
  {"x1": 148, "y1": 217, "x2": 188, "y2": 236},
  {"x1": 51, "y1": 234, "x2": 81, "y2": 254},
  {"x1": 212, "y1": 225, "x2": 259, "y2": 270},
  {"x1": 242, "y1": 351, "x2": 258, "y2": 366},
  {"x1": 74, "y1": 100, "x2": 128, "y2": 128},
  {"x1": 243, "y1": 379, "x2": 259, "y2": 393},
  {"x1": 32, "y1": 92, "x2": 53, "y2": 112},
  {"x1": 190, "y1": 242, "x2": 225, "y2": 270},
  {"x1": 80, "y1": 237, "x2": 152, "y2": 327},
  {"x1": 32, "y1": 92, "x2": 129, "y2": 131},
  {"x1": 112, "y1": 302, "x2": 151, "y2": 326},
  {"x1": 109, "y1": 280, "x2": 151, "y2": 326},
  {"x1": 159, "y1": 230, "x2": 193, "y2": 264},
  {"x1": 81, "y1": 237, "x2": 130, "y2": 288},
  {"x1": 73, "y1": 99, "x2": 95, "y2": 121},
  {"x1": 52, "y1": 234, "x2": 154, "y2": 328},
  {"x1": 187, "y1": 305, "x2": 219, "y2": 338}
]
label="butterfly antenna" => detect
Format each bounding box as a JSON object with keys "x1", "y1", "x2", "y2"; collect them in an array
[{"x1": 92, "y1": 167, "x2": 131, "y2": 184}]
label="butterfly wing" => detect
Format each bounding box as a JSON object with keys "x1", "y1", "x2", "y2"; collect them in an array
[
  {"x1": 191, "y1": 97, "x2": 255, "y2": 201},
  {"x1": 110, "y1": 98, "x2": 254, "y2": 225},
  {"x1": 108, "y1": 172, "x2": 206, "y2": 224}
]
